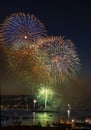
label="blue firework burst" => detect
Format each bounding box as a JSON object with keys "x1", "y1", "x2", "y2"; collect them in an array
[{"x1": 0, "y1": 12, "x2": 46, "y2": 46}]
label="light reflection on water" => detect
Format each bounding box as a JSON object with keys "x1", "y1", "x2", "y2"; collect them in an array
[
  {"x1": 32, "y1": 112, "x2": 59, "y2": 126},
  {"x1": 1, "y1": 109, "x2": 63, "y2": 126}
]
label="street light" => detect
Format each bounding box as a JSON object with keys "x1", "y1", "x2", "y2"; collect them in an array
[{"x1": 33, "y1": 99, "x2": 37, "y2": 110}]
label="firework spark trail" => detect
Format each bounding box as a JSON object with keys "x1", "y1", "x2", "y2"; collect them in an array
[
  {"x1": 7, "y1": 44, "x2": 37, "y2": 75},
  {"x1": 6, "y1": 43, "x2": 50, "y2": 87},
  {"x1": 0, "y1": 43, "x2": 12, "y2": 80},
  {"x1": 0, "y1": 12, "x2": 46, "y2": 46},
  {"x1": 37, "y1": 36, "x2": 80, "y2": 83}
]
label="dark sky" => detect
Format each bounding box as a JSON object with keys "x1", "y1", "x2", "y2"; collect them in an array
[{"x1": 0, "y1": 0, "x2": 91, "y2": 96}]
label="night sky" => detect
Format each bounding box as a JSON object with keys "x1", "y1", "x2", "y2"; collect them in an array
[{"x1": 0, "y1": 0, "x2": 91, "y2": 97}]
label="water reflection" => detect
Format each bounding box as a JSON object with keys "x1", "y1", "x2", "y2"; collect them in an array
[
  {"x1": 32, "y1": 112, "x2": 59, "y2": 126},
  {"x1": 1, "y1": 109, "x2": 62, "y2": 127},
  {"x1": 32, "y1": 112, "x2": 35, "y2": 125}
]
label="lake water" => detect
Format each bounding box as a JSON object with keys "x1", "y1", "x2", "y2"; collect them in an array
[
  {"x1": 1, "y1": 108, "x2": 91, "y2": 127},
  {"x1": 1, "y1": 109, "x2": 65, "y2": 126}
]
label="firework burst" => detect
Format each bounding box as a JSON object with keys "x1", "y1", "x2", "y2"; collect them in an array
[
  {"x1": 0, "y1": 12, "x2": 81, "y2": 91},
  {"x1": 37, "y1": 36, "x2": 80, "y2": 83},
  {"x1": 7, "y1": 43, "x2": 50, "y2": 87},
  {"x1": 0, "y1": 12, "x2": 46, "y2": 46}
]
